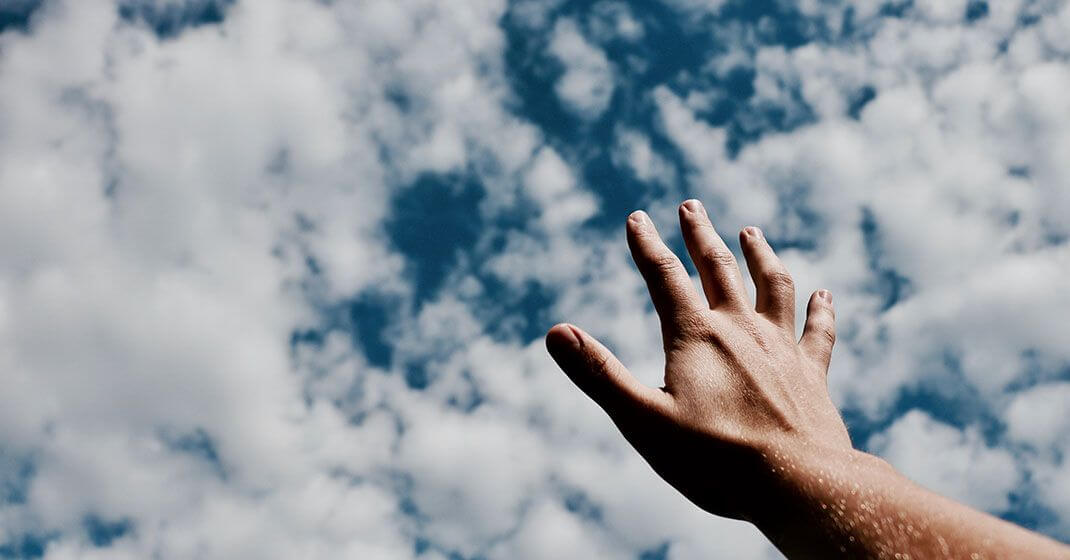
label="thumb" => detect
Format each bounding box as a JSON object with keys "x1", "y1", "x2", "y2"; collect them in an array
[{"x1": 545, "y1": 323, "x2": 671, "y2": 418}]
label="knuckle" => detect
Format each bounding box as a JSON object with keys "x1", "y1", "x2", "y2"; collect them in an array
[
  {"x1": 818, "y1": 323, "x2": 836, "y2": 345},
  {"x1": 701, "y1": 246, "x2": 737, "y2": 269},
  {"x1": 648, "y1": 252, "x2": 682, "y2": 274},
  {"x1": 674, "y1": 309, "x2": 710, "y2": 338},
  {"x1": 663, "y1": 309, "x2": 713, "y2": 347},
  {"x1": 762, "y1": 269, "x2": 795, "y2": 293},
  {"x1": 814, "y1": 302, "x2": 836, "y2": 322}
]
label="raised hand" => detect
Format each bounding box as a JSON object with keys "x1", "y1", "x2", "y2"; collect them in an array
[
  {"x1": 546, "y1": 199, "x2": 850, "y2": 521},
  {"x1": 546, "y1": 200, "x2": 1070, "y2": 559}
]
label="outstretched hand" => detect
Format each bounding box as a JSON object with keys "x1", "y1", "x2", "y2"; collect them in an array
[
  {"x1": 546, "y1": 200, "x2": 1070, "y2": 559},
  {"x1": 545, "y1": 199, "x2": 850, "y2": 521}
]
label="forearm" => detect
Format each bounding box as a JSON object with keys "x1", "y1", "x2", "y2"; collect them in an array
[{"x1": 753, "y1": 445, "x2": 1070, "y2": 559}]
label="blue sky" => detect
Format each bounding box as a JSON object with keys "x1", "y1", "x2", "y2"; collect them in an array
[{"x1": 1, "y1": 0, "x2": 1070, "y2": 558}]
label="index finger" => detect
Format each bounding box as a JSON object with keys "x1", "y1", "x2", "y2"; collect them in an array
[{"x1": 626, "y1": 210, "x2": 706, "y2": 336}]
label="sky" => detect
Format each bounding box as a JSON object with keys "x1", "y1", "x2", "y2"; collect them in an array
[{"x1": 0, "y1": 0, "x2": 1069, "y2": 558}]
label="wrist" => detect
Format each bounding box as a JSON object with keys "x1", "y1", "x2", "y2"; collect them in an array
[{"x1": 747, "y1": 441, "x2": 894, "y2": 536}]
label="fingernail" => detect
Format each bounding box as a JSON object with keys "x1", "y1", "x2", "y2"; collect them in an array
[
  {"x1": 744, "y1": 226, "x2": 762, "y2": 239},
  {"x1": 628, "y1": 210, "x2": 649, "y2": 227},
  {"x1": 681, "y1": 199, "x2": 704, "y2": 215},
  {"x1": 548, "y1": 323, "x2": 582, "y2": 352},
  {"x1": 565, "y1": 325, "x2": 584, "y2": 349},
  {"x1": 818, "y1": 290, "x2": 832, "y2": 303}
]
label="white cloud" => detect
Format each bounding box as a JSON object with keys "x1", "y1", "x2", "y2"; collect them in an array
[
  {"x1": 1005, "y1": 382, "x2": 1070, "y2": 538},
  {"x1": 588, "y1": 1, "x2": 644, "y2": 43},
  {"x1": 1, "y1": 0, "x2": 1069, "y2": 557},
  {"x1": 1006, "y1": 382, "x2": 1070, "y2": 451},
  {"x1": 913, "y1": 0, "x2": 969, "y2": 24},
  {"x1": 548, "y1": 18, "x2": 615, "y2": 119},
  {"x1": 487, "y1": 498, "x2": 626, "y2": 559},
  {"x1": 396, "y1": 406, "x2": 548, "y2": 554},
  {"x1": 523, "y1": 146, "x2": 596, "y2": 229},
  {"x1": 613, "y1": 126, "x2": 676, "y2": 185},
  {"x1": 868, "y1": 410, "x2": 1019, "y2": 513}
]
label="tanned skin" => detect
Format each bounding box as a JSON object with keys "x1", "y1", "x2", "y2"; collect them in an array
[{"x1": 546, "y1": 199, "x2": 1070, "y2": 559}]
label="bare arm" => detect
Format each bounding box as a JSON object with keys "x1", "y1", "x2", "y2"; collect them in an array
[
  {"x1": 545, "y1": 200, "x2": 1069, "y2": 559},
  {"x1": 756, "y1": 446, "x2": 1068, "y2": 558}
]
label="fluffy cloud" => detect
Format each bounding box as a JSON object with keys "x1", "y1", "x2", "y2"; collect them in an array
[
  {"x1": 1005, "y1": 382, "x2": 1070, "y2": 536},
  {"x1": 1, "y1": 0, "x2": 1068, "y2": 558},
  {"x1": 868, "y1": 410, "x2": 1019, "y2": 513},
  {"x1": 548, "y1": 18, "x2": 615, "y2": 119}
]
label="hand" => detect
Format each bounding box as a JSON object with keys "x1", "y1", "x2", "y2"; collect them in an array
[
  {"x1": 546, "y1": 199, "x2": 852, "y2": 522},
  {"x1": 548, "y1": 200, "x2": 1070, "y2": 559}
]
